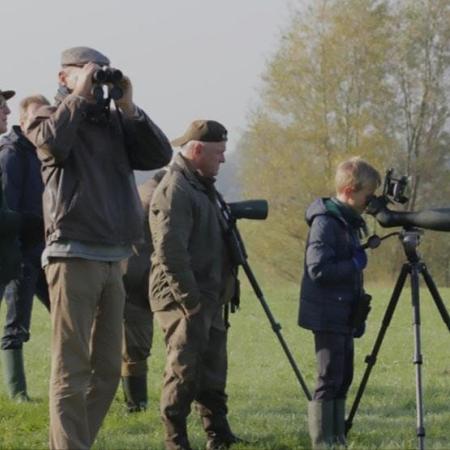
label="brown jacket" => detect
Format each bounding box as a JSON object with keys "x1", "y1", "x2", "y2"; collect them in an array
[
  {"x1": 149, "y1": 153, "x2": 235, "y2": 312},
  {"x1": 26, "y1": 94, "x2": 172, "y2": 245}
]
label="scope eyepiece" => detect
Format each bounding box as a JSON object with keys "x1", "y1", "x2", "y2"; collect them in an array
[{"x1": 366, "y1": 197, "x2": 450, "y2": 232}]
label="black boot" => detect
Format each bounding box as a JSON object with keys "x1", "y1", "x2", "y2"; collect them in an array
[
  {"x1": 202, "y1": 415, "x2": 243, "y2": 449},
  {"x1": 121, "y1": 375, "x2": 148, "y2": 412},
  {"x1": 1, "y1": 349, "x2": 30, "y2": 402}
]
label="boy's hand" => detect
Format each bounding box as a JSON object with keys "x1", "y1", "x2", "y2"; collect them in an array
[{"x1": 352, "y1": 248, "x2": 368, "y2": 271}]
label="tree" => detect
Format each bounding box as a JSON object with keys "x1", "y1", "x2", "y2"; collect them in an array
[{"x1": 238, "y1": 0, "x2": 450, "y2": 284}]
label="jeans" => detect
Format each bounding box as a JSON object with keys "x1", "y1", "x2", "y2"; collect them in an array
[{"x1": 1, "y1": 249, "x2": 50, "y2": 350}]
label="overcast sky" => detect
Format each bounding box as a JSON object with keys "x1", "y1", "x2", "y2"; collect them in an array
[{"x1": 2, "y1": 0, "x2": 300, "y2": 152}]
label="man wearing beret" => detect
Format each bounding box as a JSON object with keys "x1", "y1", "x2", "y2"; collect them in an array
[
  {"x1": 25, "y1": 46, "x2": 172, "y2": 450},
  {"x1": 150, "y1": 120, "x2": 241, "y2": 450}
]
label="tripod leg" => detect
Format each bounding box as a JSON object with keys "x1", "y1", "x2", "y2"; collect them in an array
[
  {"x1": 345, "y1": 263, "x2": 409, "y2": 435},
  {"x1": 420, "y1": 264, "x2": 450, "y2": 331},
  {"x1": 242, "y1": 262, "x2": 312, "y2": 401},
  {"x1": 410, "y1": 265, "x2": 426, "y2": 450}
]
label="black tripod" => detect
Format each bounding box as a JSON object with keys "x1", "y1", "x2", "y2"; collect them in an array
[
  {"x1": 217, "y1": 196, "x2": 312, "y2": 401},
  {"x1": 345, "y1": 228, "x2": 450, "y2": 450}
]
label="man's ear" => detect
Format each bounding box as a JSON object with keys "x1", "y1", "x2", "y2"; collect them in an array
[
  {"x1": 192, "y1": 141, "x2": 204, "y2": 158},
  {"x1": 58, "y1": 70, "x2": 67, "y2": 86}
]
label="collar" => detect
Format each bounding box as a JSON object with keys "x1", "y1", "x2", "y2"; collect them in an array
[
  {"x1": 171, "y1": 153, "x2": 216, "y2": 193},
  {"x1": 328, "y1": 197, "x2": 368, "y2": 236}
]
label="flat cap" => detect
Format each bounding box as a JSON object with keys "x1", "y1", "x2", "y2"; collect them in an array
[
  {"x1": 171, "y1": 120, "x2": 228, "y2": 147},
  {"x1": 61, "y1": 46, "x2": 110, "y2": 66},
  {"x1": 0, "y1": 90, "x2": 15, "y2": 100}
]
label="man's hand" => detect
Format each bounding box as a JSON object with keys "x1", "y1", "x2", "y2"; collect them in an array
[
  {"x1": 182, "y1": 302, "x2": 201, "y2": 318},
  {"x1": 114, "y1": 76, "x2": 136, "y2": 117},
  {"x1": 72, "y1": 62, "x2": 99, "y2": 101}
]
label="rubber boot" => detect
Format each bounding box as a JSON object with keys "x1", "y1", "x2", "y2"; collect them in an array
[
  {"x1": 121, "y1": 375, "x2": 148, "y2": 412},
  {"x1": 1, "y1": 349, "x2": 30, "y2": 402},
  {"x1": 307, "y1": 400, "x2": 334, "y2": 450},
  {"x1": 334, "y1": 398, "x2": 347, "y2": 448}
]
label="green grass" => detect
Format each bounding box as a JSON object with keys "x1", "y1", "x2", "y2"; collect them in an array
[{"x1": 0, "y1": 276, "x2": 449, "y2": 449}]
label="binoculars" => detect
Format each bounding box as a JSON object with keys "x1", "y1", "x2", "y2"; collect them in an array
[{"x1": 91, "y1": 68, "x2": 123, "y2": 101}]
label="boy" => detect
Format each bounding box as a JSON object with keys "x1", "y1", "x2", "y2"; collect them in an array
[{"x1": 298, "y1": 157, "x2": 381, "y2": 449}]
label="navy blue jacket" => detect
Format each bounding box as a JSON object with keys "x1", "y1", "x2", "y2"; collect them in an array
[
  {"x1": 298, "y1": 198, "x2": 363, "y2": 335},
  {"x1": 0, "y1": 126, "x2": 45, "y2": 257}
]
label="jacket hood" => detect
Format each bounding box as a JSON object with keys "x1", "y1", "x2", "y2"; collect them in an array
[
  {"x1": 0, "y1": 126, "x2": 35, "y2": 152},
  {"x1": 305, "y1": 197, "x2": 342, "y2": 226}
]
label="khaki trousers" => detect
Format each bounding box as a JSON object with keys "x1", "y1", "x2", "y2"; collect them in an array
[
  {"x1": 121, "y1": 299, "x2": 153, "y2": 377},
  {"x1": 155, "y1": 302, "x2": 228, "y2": 450},
  {"x1": 46, "y1": 258, "x2": 125, "y2": 450}
]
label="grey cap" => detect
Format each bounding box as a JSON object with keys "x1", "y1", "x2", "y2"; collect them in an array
[{"x1": 61, "y1": 46, "x2": 110, "y2": 66}]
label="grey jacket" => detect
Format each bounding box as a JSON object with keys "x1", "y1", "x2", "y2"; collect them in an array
[{"x1": 25, "y1": 94, "x2": 172, "y2": 246}]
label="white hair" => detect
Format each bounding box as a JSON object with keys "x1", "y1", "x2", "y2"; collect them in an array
[{"x1": 180, "y1": 140, "x2": 202, "y2": 157}]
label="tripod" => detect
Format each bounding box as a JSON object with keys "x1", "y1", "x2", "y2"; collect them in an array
[
  {"x1": 217, "y1": 196, "x2": 312, "y2": 401},
  {"x1": 345, "y1": 228, "x2": 450, "y2": 450}
]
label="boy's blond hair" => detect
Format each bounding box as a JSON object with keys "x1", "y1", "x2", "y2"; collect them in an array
[{"x1": 335, "y1": 157, "x2": 381, "y2": 193}]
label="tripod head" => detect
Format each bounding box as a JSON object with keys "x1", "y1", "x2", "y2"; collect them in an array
[
  {"x1": 362, "y1": 228, "x2": 424, "y2": 264},
  {"x1": 399, "y1": 228, "x2": 424, "y2": 263}
]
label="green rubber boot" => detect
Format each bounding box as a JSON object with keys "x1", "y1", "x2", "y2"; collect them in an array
[
  {"x1": 122, "y1": 375, "x2": 148, "y2": 412},
  {"x1": 1, "y1": 349, "x2": 30, "y2": 402},
  {"x1": 334, "y1": 398, "x2": 347, "y2": 448},
  {"x1": 307, "y1": 400, "x2": 334, "y2": 450}
]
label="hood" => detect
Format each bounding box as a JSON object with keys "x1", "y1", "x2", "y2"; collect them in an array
[
  {"x1": 305, "y1": 197, "x2": 367, "y2": 236},
  {"x1": 305, "y1": 197, "x2": 343, "y2": 227}
]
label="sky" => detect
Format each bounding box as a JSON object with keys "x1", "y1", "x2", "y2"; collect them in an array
[{"x1": 2, "y1": 0, "x2": 299, "y2": 154}]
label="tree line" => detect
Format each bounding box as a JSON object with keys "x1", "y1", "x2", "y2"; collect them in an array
[{"x1": 237, "y1": 0, "x2": 450, "y2": 285}]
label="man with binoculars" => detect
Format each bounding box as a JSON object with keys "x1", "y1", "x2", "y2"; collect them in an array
[{"x1": 24, "y1": 46, "x2": 172, "y2": 450}]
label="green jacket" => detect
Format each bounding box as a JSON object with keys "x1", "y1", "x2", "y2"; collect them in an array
[{"x1": 149, "y1": 153, "x2": 235, "y2": 312}]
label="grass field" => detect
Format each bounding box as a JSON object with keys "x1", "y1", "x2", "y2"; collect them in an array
[{"x1": 0, "y1": 275, "x2": 449, "y2": 450}]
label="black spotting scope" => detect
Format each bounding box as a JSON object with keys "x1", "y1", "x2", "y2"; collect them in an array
[
  {"x1": 367, "y1": 196, "x2": 450, "y2": 232},
  {"x1": 228, "y1": 200, "x2": 268, "y2": 220}
]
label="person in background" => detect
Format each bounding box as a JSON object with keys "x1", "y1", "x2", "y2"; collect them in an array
[
  {"x1": 0, "y1": 89, "x2": 22, "y2": 288},
  {"x1": 0, "y1": 94, "x2": 51, "y2": 402},
  {"x1": 121, "y1": 170, "x2": 166, "y2": 412}
]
